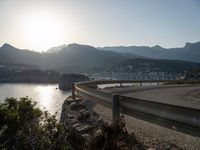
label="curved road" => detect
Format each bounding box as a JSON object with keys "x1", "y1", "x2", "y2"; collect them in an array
[
  {"x1": 93, "y1": 84, "x2": 200, "y2": 149},
  {"x1": 102, "y1": 84, "x2": 200, "y2": 109}
]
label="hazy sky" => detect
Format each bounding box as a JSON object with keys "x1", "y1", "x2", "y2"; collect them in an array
[{"x1": 0, "y1": 0, "x2": 200, "y2": 52}]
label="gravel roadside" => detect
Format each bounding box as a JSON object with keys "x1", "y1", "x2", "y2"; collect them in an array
[{"x1": 84, "y1": 101, "x2": 200, "y2": 150}]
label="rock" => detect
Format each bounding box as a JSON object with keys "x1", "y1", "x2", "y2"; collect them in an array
[
  {"x1": 66, "y1": 99, "x2": 74, "y2": 105},
  {"x1": 68, "y1": 119, "x2": 77, "y2": 125},
  {"x1": 81, "y1": 133, "x2": 90, "y2": 140},
  {"x1": 131, "y1": 145, "x2": 141, "y2": 150},
  {"x1": 83, "y1": 111, "x2": 91, "y2": 118},
  {"x1": 70, "y1": 102, "x2": 78, "y2": 110},
  {"x1": 59, "y1": 74, "x2": 89, "y2": 91},
  {"x1": 70, "y1": 102, "x2": 85, "y2": 110},
  {"x1": 78, "y1": 110, "x2": 91, "y2": 119},
  {"x1": 94, "y1": 129, "x2": 102, "y2": 136},
  {"x1": 67, "y1": 114, "x2": 75, "y2": 119},
  {"x1": 76, "y1": 125, "x2": 93, "y2": 133},
  {"x1": 72, "y1": 123, "x2": 81, "y2": 128}
]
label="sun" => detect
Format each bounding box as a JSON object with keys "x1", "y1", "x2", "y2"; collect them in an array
[{"x1": 24, "y1": 13, "x2": 64, "y2": 51}]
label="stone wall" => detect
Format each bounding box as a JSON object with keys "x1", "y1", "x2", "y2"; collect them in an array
[{"x1": 60, "y1": 96, "x2": 146, "y2": 150}]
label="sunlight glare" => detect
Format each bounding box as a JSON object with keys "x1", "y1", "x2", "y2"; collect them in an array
[
  {"x1": 36, "y1": 86, "x2": 52, "y2": 111},
  {"x1": 24, "y1": 13, "x2": 65, "y2": 51}
]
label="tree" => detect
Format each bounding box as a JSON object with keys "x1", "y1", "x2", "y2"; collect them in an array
[{"x1": 0, "y1": 97, "x2": 71, "y2": 150}]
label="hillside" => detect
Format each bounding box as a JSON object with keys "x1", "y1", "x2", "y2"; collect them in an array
[
  {"x1": 0, "y1": 44, "x2": 44, "y2": 67},
  {"x1": 99, "y1": 41, "x2": 200, "y2": 62},
  {"x1": 106, "y1": 58, "x2": 200, "y2": 73},
  {"x1": 1, "y1": 42, "x2": 199, "y2": 74},
  {"x1": 0, "y1": 43, "x2": 141, "y2": 73}
]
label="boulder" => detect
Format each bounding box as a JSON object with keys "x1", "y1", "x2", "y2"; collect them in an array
[{"x1": 59, "y1": 74, "x2": 89, "y2": 91}]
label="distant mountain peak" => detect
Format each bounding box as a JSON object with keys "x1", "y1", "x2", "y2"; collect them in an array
[
  {"x1": 184, "y1": 42, "x2": 192, "y2": 48},
  {"x1": 67, "y1": 43, "x2": 81, "y2": 47},
  {"x1": 152, "y1": 45, "x2": 163, "y2": 49},
  {"x1": 47, "y1": 43, "x2": 96, "y2": 53},
  {"x1": 47, "y1": 44, "x2": 67, "y2": 53},
  {"x1": 67, "y1": 43, "x2": 94, "y2": 48},
  {"x1": 66, "y1": 43, "x2": 96, "y2": 50},
  {"x1": 1, "y1": 43, "x2": 15, "y2": 49},
  {"x1": 184, "y1": 41, "x2": 200, "y2": 49}
]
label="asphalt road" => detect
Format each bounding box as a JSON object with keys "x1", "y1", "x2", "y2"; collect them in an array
[
  {"x1": 102, "y1": 84, "x2": 200, "y2": 109},
  {"x1": 92, "y1": 84, "x2": 200, "y2": 149}
]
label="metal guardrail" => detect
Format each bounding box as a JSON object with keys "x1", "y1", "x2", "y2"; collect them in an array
[{"x1": 72, "y1": 80, "x2": 200, "y2": 137}]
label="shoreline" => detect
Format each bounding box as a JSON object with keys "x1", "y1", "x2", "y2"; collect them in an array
[{"x1": 0, "y1": 81, "x2": 59, "y2": 84}]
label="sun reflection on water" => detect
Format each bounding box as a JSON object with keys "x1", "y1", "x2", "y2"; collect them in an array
[
  {"x1": 0, "y1": 83, "x2": 71, "y2": 118},
  {"x1": 36, "y1": 86, "x2": 53, "y2": 111},
  {"x1": 37, "y1": 86, "x2": 51, "y2": 109}
]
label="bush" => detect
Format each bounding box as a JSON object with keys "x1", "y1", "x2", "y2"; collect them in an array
[
  {"x1": 0, "y1": 97, "x2": 72, "y2": 150},
  {"x1": 88, "y1": 117, "x2": 145, "y2": 150}
]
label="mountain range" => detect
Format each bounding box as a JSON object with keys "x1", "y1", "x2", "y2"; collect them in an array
[
  {"x1": 0, "y1": 43, "x2": 140, "y2": 73},
  {"x1": 0, "y1": 42, "x2": 199, "y2": 73},
  {"x1": 99, "y1": 41, "x2": 200, "y2": 63}
]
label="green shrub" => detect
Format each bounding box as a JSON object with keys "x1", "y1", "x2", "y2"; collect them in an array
[{"x1": 0, "y1": 97, "x2": 71, "y2": 150}]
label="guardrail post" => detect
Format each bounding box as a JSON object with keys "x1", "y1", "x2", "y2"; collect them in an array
[
  {"x1": 120, "y1": 83, "x2": 122, "y2": 87},
  {"x1": 157, "y1": 82, "x2": 160, "y2": 86},
  {"x1": 71, "y1": 83, "x2": 75, "y2": 100},
  {"x1": 140, "y1": 82, "x2": 142, "y2": 87},
  {"x1": 112, "y1": 95, "x2": 120, "y2": 121}
]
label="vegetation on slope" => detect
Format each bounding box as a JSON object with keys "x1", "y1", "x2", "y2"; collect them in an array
[{"x1": 0, "y1": 97, "x2": 71, "y2": 150}]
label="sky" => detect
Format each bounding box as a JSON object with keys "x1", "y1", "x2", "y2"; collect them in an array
[{"x1": 0, "y1": 0, "x2": 200, "y2": 52}]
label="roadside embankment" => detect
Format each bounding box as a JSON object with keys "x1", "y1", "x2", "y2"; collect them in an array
[
  {"x1": 60, "y1": 96, "x2": 145, "y2": 150},
  {"x1": 60, "y1": 93, "x2": 200, "y2": 150}
]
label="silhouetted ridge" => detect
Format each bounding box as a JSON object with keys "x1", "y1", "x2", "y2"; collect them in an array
[
  {"x1": 0, "y1": 42, "x2": 200, "y2": 74},
  {"x1": 64, "y1": 43, "x2": 97, "y2": 51},
  {"x1": 99, "y1": 41, "x2": 200, "y2": 62},
  {"x1": 152, "y1": 45, "x2": 163, "y2": 49},
  {"x1": 184, "y1": 42, "x2": 200, "y2": 50},
  {"x1": 47, "y1": 44, "x2": 66, "y2": 53},
  {"x1": 1, "y1": 43, "x2": 17, "y2": 50},
  {"x1": 0, "y1": 43, "x2": 141, "y2": 73}
]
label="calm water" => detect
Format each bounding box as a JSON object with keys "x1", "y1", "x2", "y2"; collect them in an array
[
  {"x1": 0, "y1": 83, "x2": 71, "y2": 118},
  {"x1": 0, "y1": 82, "x2": 161, "y2": 119}
]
